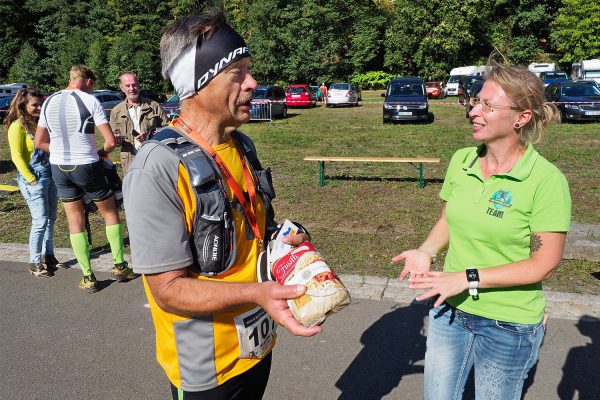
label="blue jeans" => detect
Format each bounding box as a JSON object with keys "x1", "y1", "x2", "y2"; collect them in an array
[
  {"x1": 424, "y1": 303, "x2": 544, "y2": 400},
  {"x1": 17, "y1": 157, "x2": 58, "y2": 264}
]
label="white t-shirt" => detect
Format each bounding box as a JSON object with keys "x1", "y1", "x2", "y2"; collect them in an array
[{"x1": 38, "y1": 89, "x2": 108, "y2": 165}]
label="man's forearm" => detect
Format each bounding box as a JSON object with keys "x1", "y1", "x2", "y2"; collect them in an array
[{"x1": 146, "y1": 273, "x2": 260, "y2": 317}]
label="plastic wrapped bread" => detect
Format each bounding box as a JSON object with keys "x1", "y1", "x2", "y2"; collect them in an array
[{"x1": 271, "y1": 241, "x2": 350, "y2": 327}]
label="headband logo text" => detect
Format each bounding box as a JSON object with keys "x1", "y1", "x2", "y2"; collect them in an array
[{"x1": 197, "y1": 46, "x2": 249, "y2": 89}]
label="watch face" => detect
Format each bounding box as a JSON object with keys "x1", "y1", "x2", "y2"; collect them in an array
[{"x1": 467, "y1": 269, "x2": 478, "y2": 281}]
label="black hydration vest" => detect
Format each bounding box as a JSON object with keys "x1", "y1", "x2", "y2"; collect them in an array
[{"x1": 150, "y1": 127, "x2": 277, "y2": 276}]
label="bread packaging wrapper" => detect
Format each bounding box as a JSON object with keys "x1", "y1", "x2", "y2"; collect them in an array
[{"x1": 271, "y1": 241, "x2": 351, "y2": 327}]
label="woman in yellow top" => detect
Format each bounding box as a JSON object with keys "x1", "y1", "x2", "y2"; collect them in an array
[{"x1": 5, "y1": 88, "x2": 64, "y2": 277}]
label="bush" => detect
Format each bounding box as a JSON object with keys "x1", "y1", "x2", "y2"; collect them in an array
[{"x1": 351, "y1": 71, "x2": 395, "y2": 90}]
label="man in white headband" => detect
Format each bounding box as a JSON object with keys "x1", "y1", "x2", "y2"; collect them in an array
[{"x1": 123, "y1": 10, "x2": 320, "y2": 400}]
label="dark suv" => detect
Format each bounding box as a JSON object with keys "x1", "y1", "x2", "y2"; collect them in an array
[{"x1": 382, "y1": 77, "x2": 429, "y2": 123}]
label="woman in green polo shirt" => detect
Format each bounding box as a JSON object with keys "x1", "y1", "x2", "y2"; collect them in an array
[{"x1": 393, "y1": 62, "x2": 571, "y2": 399}]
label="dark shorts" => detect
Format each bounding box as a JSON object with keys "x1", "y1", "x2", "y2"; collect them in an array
[
  {"x1": 170, "y1": 353, "x2": 272, "y2": 400},
  {"x1": 51, "y1": 161, "x2": 113, "y2": 203}
]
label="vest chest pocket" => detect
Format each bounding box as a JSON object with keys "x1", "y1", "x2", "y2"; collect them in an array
[{"x1": 192, "y1": 188, "x2": 235, "y2": 276}]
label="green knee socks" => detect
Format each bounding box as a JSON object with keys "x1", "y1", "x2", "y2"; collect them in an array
[
  {"x1": 106, "y1": 224, "x2": 125, "y2": 265},
  {"x1": 70, "y1": 232, "x2": 92, "y2": 276}
]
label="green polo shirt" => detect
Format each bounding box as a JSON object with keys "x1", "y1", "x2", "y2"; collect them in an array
[{"x1": 440, "y1": 144, "x2": 571, "y2": 324}]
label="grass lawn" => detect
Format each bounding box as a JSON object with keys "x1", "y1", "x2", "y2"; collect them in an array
[{"x1": 1, "y1": 90, "x2": 599, "y2": 294}]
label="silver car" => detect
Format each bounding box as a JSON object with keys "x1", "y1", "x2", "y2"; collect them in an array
[{"x1": 326, "y1": 83, "x2": 360, "y2": 107}]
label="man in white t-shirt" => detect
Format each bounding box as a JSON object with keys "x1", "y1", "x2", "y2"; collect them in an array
[{"x1": 35, "y1": 65, "x2": 135, "y2": 292}]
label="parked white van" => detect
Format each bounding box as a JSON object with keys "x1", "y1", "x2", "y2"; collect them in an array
[
  {"x1": 571, "y1": 59, "x2": 600, "y2": 85},
  {"x1": 446, "y1": 66, "x2": 486, "y2": 96},
  {"x1": 0, "y1": 83, "x2": 28, "y2": 95},
  {"x1": 528, "y1": 63, "x2": 555, "y2": 77}
]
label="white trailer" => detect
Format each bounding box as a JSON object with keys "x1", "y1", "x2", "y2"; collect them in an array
[
  {"x1": 528, "y1": 63, "x2": 555, "y2": 77},
  {"x1": 446, "y1": 66, "x2": 486, "y2": 96},
  {"x1": 571, "y1": 59, "x2": 600, "y2": 84}
]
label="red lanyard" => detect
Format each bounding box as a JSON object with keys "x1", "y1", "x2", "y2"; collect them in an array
[{"x1": 174, "y1": 118, "x2": 263, "y2": 249}]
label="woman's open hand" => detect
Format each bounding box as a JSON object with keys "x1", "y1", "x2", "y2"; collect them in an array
[{"x1": 392, "y1": 248, "x2": 433, "y2": 281}]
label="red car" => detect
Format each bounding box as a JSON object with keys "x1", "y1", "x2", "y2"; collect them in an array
[
  {"x1": 425, "y1": 81, "x2": 444, "y2": 99},
  {"x1": 285, "y1": 84, "x2": 316, "y2": 107}
]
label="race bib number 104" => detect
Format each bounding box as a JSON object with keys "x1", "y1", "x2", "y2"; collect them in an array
[{"x1": 234, "y1": 306, "x2": 277, "y2": 359}]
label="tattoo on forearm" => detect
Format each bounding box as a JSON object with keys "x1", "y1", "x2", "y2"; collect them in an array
[{"x1": 531, "y1": 234, "x2": 543, "y2": 253}]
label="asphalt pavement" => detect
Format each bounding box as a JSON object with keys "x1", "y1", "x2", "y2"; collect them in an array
[{"x1": 1, "y1": 254, "x2": 599, "y2": 399}]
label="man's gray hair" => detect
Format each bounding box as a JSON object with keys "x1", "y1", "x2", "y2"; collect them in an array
[{"x1": 160, "y1": 11, "x2": 227, "y2": 81}]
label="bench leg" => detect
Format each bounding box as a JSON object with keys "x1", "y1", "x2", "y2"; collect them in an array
[
  {"x1": 319, "y1": 161, "x2": 325, "y2": 187},
  {"x1": 419, "y1": 163, "x2": 424, "y2": 188}
]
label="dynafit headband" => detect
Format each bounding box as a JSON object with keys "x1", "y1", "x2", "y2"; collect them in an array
[{"x1": 168, "y1": 24, "x2": 250, "y2": 100}]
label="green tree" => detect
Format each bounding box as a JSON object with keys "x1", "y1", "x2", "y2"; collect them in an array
[
  {"x1": 347, "y1": 1, "x2": 386, "y2": 74},
  {"x1": 106, "y1": 32, "x2": 163, "y2": 91},
  {"x1": 0, "y1": 1, "x2": 40, "y2": 82},
  {"x1": 232, "y1": 0, "x2": 382, "y2": 83},
  {"x1": 489, "y1": 0, "x2": 562, "y2": 65},
  {"x1": 550, "y1": 0, "x2": 600, "y2": 65},
  {"x1": 7, "y1": 43, "x2": 47, "y2": 89},
  {"x1": 384, "y1": 0, "x2": 491, "y2": 80},
  {"x1": 86, "y1": 38, "x2": 111, "y2": 90}
]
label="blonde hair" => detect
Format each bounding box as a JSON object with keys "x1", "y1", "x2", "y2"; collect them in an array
[
  {"x1": 486, "y1": 57, "x2": 558, "y2": 145},
  {"x1": 3, "y1": 88, "x2": 43, "y2": 133},
  {"x1": 69, "y1": 65, "x2": 96, "y2": 82}
]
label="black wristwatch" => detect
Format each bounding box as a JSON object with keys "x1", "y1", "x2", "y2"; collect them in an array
[{"x1": 466, "y1": 268, "x2": 479, "y2": 297}]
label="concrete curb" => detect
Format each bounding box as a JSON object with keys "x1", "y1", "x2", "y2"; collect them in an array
[
  {"x1": 339, "y1": 273, "x2": 600, "y2": 321},
  {"x1": 2, "y1": 243, "x2": 598, "y2": 321}
]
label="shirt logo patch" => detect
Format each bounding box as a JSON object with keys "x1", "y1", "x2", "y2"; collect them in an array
[
  {"x1": 486, "y1": 189, "x2": 512, "y2": 219},
  {"x1": 489, "y1": 189, "x2": 512, "y2": 209}
]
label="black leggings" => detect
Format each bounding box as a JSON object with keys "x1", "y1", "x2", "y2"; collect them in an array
[{"x1": 171, "y1": 353, "x2": 272, "y2": 400}]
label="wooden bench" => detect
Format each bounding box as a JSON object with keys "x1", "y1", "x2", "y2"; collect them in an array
[{"x1": 303, "y1": 156, "x2": 441, "y2": 188}]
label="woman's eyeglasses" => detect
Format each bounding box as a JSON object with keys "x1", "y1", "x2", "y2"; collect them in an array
[{"x1": 472, "y1": 98, "x2": 520, "y2": 113}]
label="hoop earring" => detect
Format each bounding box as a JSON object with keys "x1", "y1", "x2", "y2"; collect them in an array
[{"x1": 514, "y1": 123, "x2": 521, "y2": 129}]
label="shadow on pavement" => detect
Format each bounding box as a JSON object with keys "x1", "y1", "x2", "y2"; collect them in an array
[
  {"x1": 557, "y1": 314, "x2": 600, "y2": 399},
  {"x1": 335, "y1": 301, "x2": 427, "y2": 400}
]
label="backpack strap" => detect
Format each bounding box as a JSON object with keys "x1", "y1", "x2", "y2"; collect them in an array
[
  {"x1": 149, "y1": 127, "x2": 217, "y2": 188},
  {"x1": 232, "y1": 130, "x2": 263, "y2": 171},
  {"x1": 232, "y1": 130, "x2": 278, "y2": 240}
]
